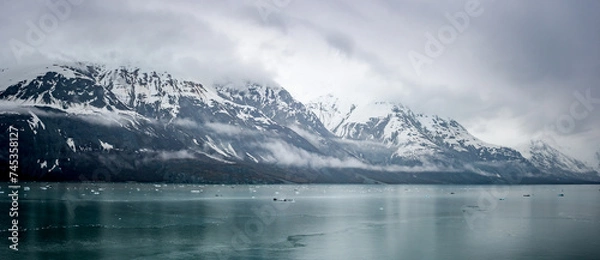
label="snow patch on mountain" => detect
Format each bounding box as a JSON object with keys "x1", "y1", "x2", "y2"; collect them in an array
[
  {"x1": 97, "y1": 66, "x2": 216, "y2": 118},
  {"x1": 38, "y1": 160, "x2": 48, "y2": 169},
  {"x1": 197, "y1": 151, "x2": 235, "y2": 164},
  {"x1": 99, "y1": 139, "x2": 114, "y2": 151},
  {"x1": 48, "y1": 159, "x2": 60, "y2": 172},
  {"x1": 27, "y1": 111, "x2": 46, "y2": 134},
  {"x1": 66, "y1": 138, "x2": 76, "y2": 152},
  {"x1": 346, "y1": 102, "x2": 401, "y2": 124},
  {"x1": 0, "y1": 64, "x2": 84, "y2": 92},
  {"x1": 216, "y1": 82, "x2": 331, "y2": 137},
  {"x1": 245, "y1": 152, "x2": 259, "y2": 163}
]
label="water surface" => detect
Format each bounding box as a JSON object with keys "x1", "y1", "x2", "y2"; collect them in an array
[{"x1": 1, "y1": 183, "x2": 599, "y2": 259}]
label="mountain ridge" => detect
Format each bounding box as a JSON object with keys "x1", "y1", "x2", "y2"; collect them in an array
[{"x1": 1, "y1": 63, "x2": 598, "y2": 184}]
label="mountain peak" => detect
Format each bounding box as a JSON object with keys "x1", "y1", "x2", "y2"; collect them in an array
[
  {"x1": 307, "y1": 94, "x2": 522, "y2": 165},
  {"x1": 518, "y1": 138, "x2": 596, "y2": 175}
]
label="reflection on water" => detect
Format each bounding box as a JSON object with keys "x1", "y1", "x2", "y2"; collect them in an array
[{"x1": 1, "y1": 184, "x2": 599, "y2": 259}]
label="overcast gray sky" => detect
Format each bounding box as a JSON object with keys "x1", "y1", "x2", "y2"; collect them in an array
[{"x1": 1, "y1": 0, "x2": 599, "y2": 164}]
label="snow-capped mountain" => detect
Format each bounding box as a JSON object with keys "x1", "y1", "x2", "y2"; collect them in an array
[
  {"x1": 307, "y1": 94, "x2": 598, "y2": 183},
  {"x1": 215, "y1": 82, "x2": 331, "y2": 137},
  {"x1": 0, "y1": 63, "x2": 330, "y2": 183},
  {"x1": 308, "y1": 96, "x2": 526, "y2": 161},
  {"x1": 516, "y1": 139, "x2": 599, "y2": 181},
  {"x1": 0, "y1": 63, "x2": 598, "y2": 184}
]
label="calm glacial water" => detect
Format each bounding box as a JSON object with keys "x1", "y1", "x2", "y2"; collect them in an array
[{"x1": 1, "y1": 183, "x2": 599, "y2": 259}]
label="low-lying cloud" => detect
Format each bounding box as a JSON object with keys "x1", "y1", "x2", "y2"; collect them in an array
[{"x1": 259, "y1": 138, "x2": 454, "y2": 173}]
